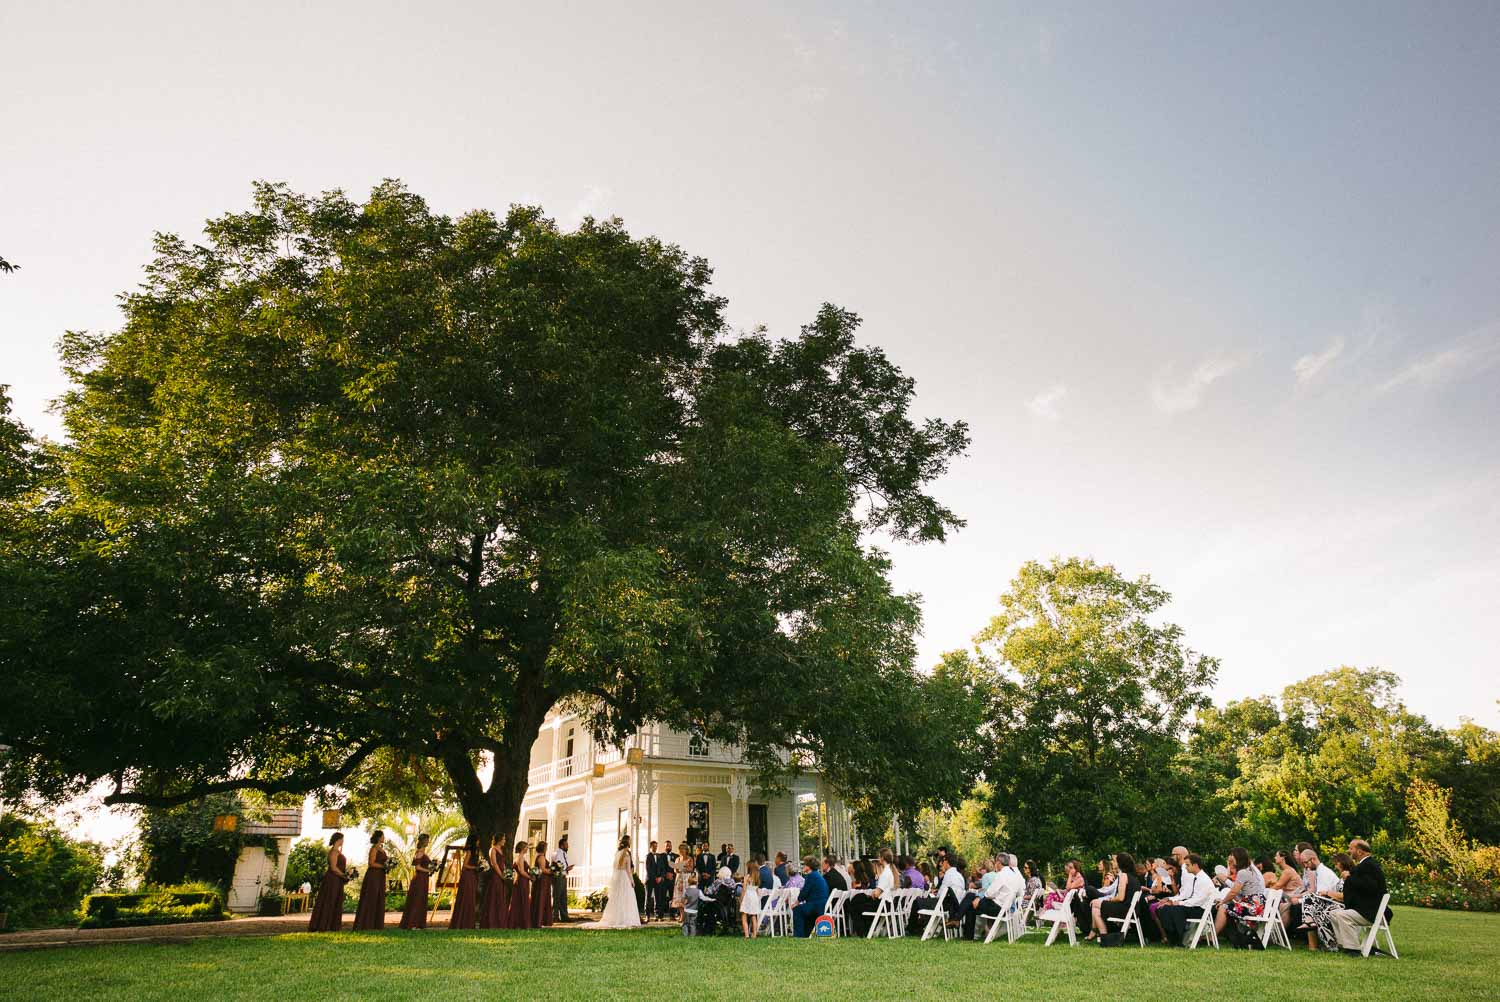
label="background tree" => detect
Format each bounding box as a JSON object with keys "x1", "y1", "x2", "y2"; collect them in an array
[
  {"x1": 969, "y1": 557, "x2": 1219, "y2": 860},
  {"x1": 0, "y1": 814, "x2": 103, "y2": 928},
  {"x1": 0, "y1": 182, "x2": 975, "y2": 849},
  {"x1": 913, "y1": 781, "x2": 1004, "y2": 865}
]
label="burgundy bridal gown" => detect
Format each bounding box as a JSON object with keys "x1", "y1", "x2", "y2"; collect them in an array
[
  {"x1": 352, "y1": 847, "x2": 388, "y2": 930},
  {"x1": 481, "y1": 847, "x2": 510, "y2": 928},
  {"x1": 508, "y1": 863, "x2": 532, "y2": 929},
  {"x1": 448, "y1": 858, "x2": 479, "y2": 929},
  {"x1": 399, "y1": 852, "x2": 430, "y2": 929},
  {"x1": 307, "y1": 852, "x2": 348, "y2": 932}
]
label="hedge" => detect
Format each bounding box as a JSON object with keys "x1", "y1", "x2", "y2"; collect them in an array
[{"x1": 79, "y1": 887, "x2": 226, "y2": 928}]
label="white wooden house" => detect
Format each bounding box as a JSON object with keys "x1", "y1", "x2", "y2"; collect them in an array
[
  {"x1": 227, "y1": 808, "x2": 302, "y2": 912},
  {"x1": 516, "y1": 707, "x2": 859, "y2": 893}
]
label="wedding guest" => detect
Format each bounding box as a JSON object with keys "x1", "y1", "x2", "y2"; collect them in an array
[
  {"x1": 917, "y1": 860, "x2": 935, "y2": 889},
  {"x1": 532, "y1": 841, "x2": 554, "y2": 927},
  {"x1": 821, "y1": 856, "x2": 848, "y2": 892},
  {"x1": 1023, "y1": 860, "x2": 1043, "y2": 901},
  {"x1": 307, "y1": 832, "x2": 350, "y2": 932},
  {"x1": 672, "y1": 847, "x2": 693, "y2": 917},
  {"x1": 681, "y1": 872, "x2": 701, "y2": 937},
  {"x1": 1092, "y1": 852, "x2": 1141, "y2": 941},
  {"x1": 1156, "y1": 853, "x2": 1216, "y2": 945},
  {"x1": 696, "y1": 843, "x2": 717, "y2": 887},
  {"x1": 793, "y1": 856, "x2": 830, "y2": 937},
  {"x1": 785, "y1": 864, "x2": 805, "y2": 890},
  {"x1": 962, "y1": 850, "x2": 1022, "y2": 940},
  {"x1": 1328, "y1": 839, "x2": 1391, "y2": 952},
  {"x1": 506, "y1": 840, "x2": 532, "y2": 929},
  {"x1": 739, "y1": 864, "x2": 762, "y2": 938},
  {"x1": 352, "y1": 829, "x2": 389, "y2": 930},
  {"x1": 774, "y1": 851, "x2": 790, "y2": 884},
  {"x1": 1293, "y1": 849, "x2": 1345, "y2": 950},
  {"x1": 1267, "y1": 849, "x2": 1304, "y2": 896},
  {"x1": 724, "y1": 843, "x2": 741, "y2": 876},
  {"x1": 553, "y1": 835, "x2": 573, "y2": 922},
  {"x1": 1043, "y1": 858, "x2": 1084, "y2": 914},
  {"x1": 907, "y1": 852, "x2": 970, "y2": 936},
  {"x1": 480, "y1": 833, "x2": 509, "y2": 929},
  {"x1": 400, "y1": 833, "x2": 433, "y2": 929},
  {"x1": 448, "y1": 837, "x2": 481, "y2": 929},
  {"x1": 1214, "y1": 847, "x2": 1267, "y2": 940},
  {"x1": 848, "y1": 855, "x2": 895, "y2": 937},
  {"x1": 901, "y1": 855, "x2": 927, "y2": 891}
]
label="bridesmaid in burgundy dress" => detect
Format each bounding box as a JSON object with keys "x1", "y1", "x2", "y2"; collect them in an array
[
  {"x1": 532, "y1": 841, "x2": 553, "y2": 927},
  {"x1": 307, "y1": 832, "x2": 349, "y2": 932},
  {"x1": 447, "y1": 837, "x2": 480, "y2": 929},
  {"x1": 399, "y1": 833, "x2": 432, "y2": 930},
  {"x1": 352, "y1": 829, "x2": 389, "y2": 930},
  {"x1": 480, "y1": 833, "x2": 510, "y2": 929},
  {"x1": 508, "y1": 840, "x2": 532, "y2": 929}
]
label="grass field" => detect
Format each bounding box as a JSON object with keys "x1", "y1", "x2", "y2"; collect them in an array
[{"x1": 2, "y1": 907, "x2": 1494, "y2": 1001}]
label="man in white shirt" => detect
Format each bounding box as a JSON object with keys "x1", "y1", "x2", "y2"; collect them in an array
[
  {"x1": 552, "y1": 835, "x2": 574, "y2": 922},
  {"x1": 963, "y1": 851, "x2": 1025, "y2": 940},
  {"x1": 1156, "y1": 853, "x2": 1215, "y2": 945},
  {"x1": 1284, "y1": 848, "x2": 1339, "y2": 935},
  {"x1": 907, "y1": 854, "x2": 973, "y2": 937}
]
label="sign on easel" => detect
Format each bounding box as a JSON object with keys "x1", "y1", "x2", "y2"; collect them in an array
[{"x1": 426, "y1": 841, "x2": 469, "y2": 924}]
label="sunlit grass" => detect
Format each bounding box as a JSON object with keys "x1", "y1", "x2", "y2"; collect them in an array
[{"x1": 1, "y1": 907, "x2": 1494, "y2": 1001}]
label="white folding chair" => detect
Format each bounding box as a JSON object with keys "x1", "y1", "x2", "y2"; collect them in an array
[
  {"x1": 825, "y1": 888, "x2": 848, "y2": 937},
  {"x1": 1040, "y1": 889, "x2": 1079, "y2": 946},
  {"x1": 1243, "y1": 888, "x2": 1291, "y2": 949},
  {"x1": 1186, "y1": 902, "x2": 1220, "y2": 949},
  {"x1": 916, "y1": 885, "x2": 956, "y2": 941},
  {"x1": 976, "y1": 888, "x2": 1018, "y2": 944},
  {"x1": 1010, "y1": 887, "x2": 1045, "y2": 941},
  {"x1": 895, "y1": 889, "x2": 924, "y2": 936},
  {"x1": 1359, "y1": 893, "x2": 1398, "y2": 959},
  {"x1": 1105, "y1": 889, "x2": 1146, "y2": 946},
  {"x1": 864, "y1": 892, "x2": 900, "y2": 939}
]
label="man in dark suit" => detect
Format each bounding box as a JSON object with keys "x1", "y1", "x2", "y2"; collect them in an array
[
  {"x1": 1330, "y1": 838, "x2": 1392, "y2": 951},
  {"x1": 695, "y1": 842, "x2": 717, "y2": 886},
  {"x1": 756, "y1": 853, "x2": 775, "y2": 890},
  {"x1": 774, "y1": 851, "x2": 790, "y2": 884},
  {"x1": 723, "y1": 843, "x2": 741, "y2": 876},
  {"x1": 644, "y1": 841, "x2": 668, "y2": 920},
  {"x1": 793, "y1": 856, "x2": 830, "y2": 936}
]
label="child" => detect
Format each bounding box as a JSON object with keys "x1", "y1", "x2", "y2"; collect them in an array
[
  {"x1": 682, "y1": 872, "x2": 701, "y2": 937},
  {"x1": 739, "y1": 863, "x2": 761, "y2": 938}
]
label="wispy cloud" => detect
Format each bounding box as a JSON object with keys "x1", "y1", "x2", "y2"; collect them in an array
[
  {"x1": 563, "y1": 185, "x2": 612, "y2": 229},
  {"x1": 1026, "y1": 383, "x2": 1067, "y2": 421},
  {"x1": 1293, "y1": 337, "x2": 1346, "y2": 385},
  {"x1": 1151, "y1": 358, "x2": 1240, "y2": 414},
  {"x1": 1375, "y1": 323, "x2": 1500, "y2": 393}
]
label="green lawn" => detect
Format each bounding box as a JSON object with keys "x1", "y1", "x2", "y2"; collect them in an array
[{"x1": 1, "y1": 907, "x2": 1494, "y2": 1001}]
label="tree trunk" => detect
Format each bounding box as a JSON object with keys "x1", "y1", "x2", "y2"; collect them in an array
[{"x1": 440, "y1": 698, "x2": 551, "y2": 854}]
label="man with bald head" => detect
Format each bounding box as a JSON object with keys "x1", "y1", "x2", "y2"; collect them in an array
[{"x1": 1328, "y1": 838, "x2": 1392, "y2": 952}]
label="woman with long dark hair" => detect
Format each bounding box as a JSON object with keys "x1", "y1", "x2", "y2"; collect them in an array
[
  {"x1": 352, "y1": 829, "x2": 389, "y2": 930},
  {"x1": 481, "y1": 833, "x2": 510, "y2": 929},
  {"x1": 532, "y1": 841, "x2": 554, "y2": 927},
  {"x1": 399, "y1": 833, "x2": 433, "y2": 929},
  {"x1": 1092, "y1": 852, "x2": 1141, "y2": 940},
  {"x1": 447, "y1": 836, "x2": 481, "y2": 929},
  {"x1": 307, "y1": 832, "x2": 349, "y2": 932}
]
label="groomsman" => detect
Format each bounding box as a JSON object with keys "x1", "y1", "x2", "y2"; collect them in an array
[
  {"x1": 553, "y1": 835, "x2": 574, "y2": 922},
  {"x1": 723, "y1": 843, "x2": 741, "y2": 876},
  {"x1": 646, "y1": 841, "x2": 672, "y2": 919},
  {"x1": 664, "y1": 840, "x2": 678, "y2": 866},
  {"x1": 695, "y1": 843, "x2": 717, "y2": 885}
]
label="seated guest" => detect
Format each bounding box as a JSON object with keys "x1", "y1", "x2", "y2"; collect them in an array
[
  {"x1": 1147, "y1": 858, "x2": 1175, "y2": 899},
  {"x1": 785, "y1": 864, "x2": 805, "y2": 890},
  {"x1": 918, "y1": 860, "x2": 936, "y2": 889},
  {"x1": 1091, "y1": 852, "x2": 1142, "y2": 941},
  {"x1": 901, "y1": 855, "x2": 927, "y2": 891},
  {"x1": 821, "y1": 856, "x2": 848, "y2": 892},
  {"x1": 1211, "y1": 864, "x2": 1230, "y2": 888},
  {"x1": 1267, "y1": 849, "x2": 1304, "y2": 896},
  {"x1": 773, "y1": 852, "x2": 790, "y2": 884},
  {"x1": 1214, "y1": 847, "x2": 1267, "y2": 940},
  {"x1": 1327, "y1": 839, "x2": 1391, "y2": 953},
  {"x1": 1155, "y1": 853, "x2": 1215, "y2": 945},
  {"x1": 1292, "y1": 849, "x2": 1345, "y2": 950},
  {"x1": 793, "y1": 856, "x2": 830, "y2": 936},
  {"x1": 754, "y1": 853, "x2": 774, "y2": 892},
  {"x1": 846, "y1": 857, "x2": 888, "y2": 936},
  {"x1": 908, "y1": 853, "x2": 971, "y2": 936},
  {"x1": 963, "y1": 849, "x2": 1023, "y2": 940},
  {"x1": 1023, "y1": 860, "x2": 1043, "y2": 901},
  {"x1": 1045, "y1": 858, "x2": 1085, "y2": 914}
]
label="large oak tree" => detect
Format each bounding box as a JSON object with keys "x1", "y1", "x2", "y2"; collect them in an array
[{"x1": 0, "y1": 182, "x2": 980, "y2": 843}]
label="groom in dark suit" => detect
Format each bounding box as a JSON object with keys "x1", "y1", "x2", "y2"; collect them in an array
[{"x1": 646, "y1": 842, "x2": 672, "y2": 920}]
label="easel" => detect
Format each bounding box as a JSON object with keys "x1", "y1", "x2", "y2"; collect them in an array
[{"x1": 427, "y1": 842, "x2": 469, "y2": 925}]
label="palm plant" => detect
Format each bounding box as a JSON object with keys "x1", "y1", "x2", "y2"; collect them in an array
[{"x1": 376, "y1": 807, "x2": 468, "y2": 887}]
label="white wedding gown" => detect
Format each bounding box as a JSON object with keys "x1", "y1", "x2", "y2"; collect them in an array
[{"x1": 582, "y1": 850, "x2": 642, "y2": 929}]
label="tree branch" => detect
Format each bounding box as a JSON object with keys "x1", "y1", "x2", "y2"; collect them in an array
[{"x1": 101, "y1": 741, "x2": 380, "y2": 809}]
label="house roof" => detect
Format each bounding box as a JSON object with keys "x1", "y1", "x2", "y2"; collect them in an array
[{"x1": 241, "y1": 808, "x2": 303, "y2": 837}]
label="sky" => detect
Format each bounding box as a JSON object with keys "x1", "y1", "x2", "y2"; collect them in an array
[{"x1": 3, "y1": 0, "x2": 1498, "y2": 804}]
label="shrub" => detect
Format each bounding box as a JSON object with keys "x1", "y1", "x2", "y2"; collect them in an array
[
  {"x1": 0, "y1": 813, "x2": 103, "y2": 930},
  {"x1": 284, "y1": 838, "x2": 327, "y2": 894},
  {"x1": 138, "y1": 794, "x2": 246, "y2": 892},
  {"x1": 78, "y1": 885, "x2": 226, "y2": 928}
]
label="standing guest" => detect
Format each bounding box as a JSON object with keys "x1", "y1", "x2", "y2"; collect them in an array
[
  {"x1": 724, "y1": 843, "x2": 742, "y2": 877},
  {"x1": 1214, "y1": 846, "x2": 1267, "y2": 941},
  {"x1": 1293, "y1": 849, "x2": 1346, "y2": 950},
  {"x1": 352, "y1": 829, "x2": 389, "y2": 930},
  {"x1": 507, "y1": 840, "x2": 532, "y2": 929},
  {"x1": 448, "y1": 837, "x2": 481, "y2": 929},
  {"x1": 902, "y1": 855, "x2": 927, "y2": 891},
  {"x1": 307, "y1": 832, "x2": 350, "y2": 932},
  {"x1": 1091, "y1": 852, "x2": 1141, "y2": 941},
  {"x1": 681, "y1": 872, "x2": 701, "y2": 937},
  {"x1": 672, "y1": 846, "x2": 693, "y2": 918},
  {"x1": 553, "y1": 835, "x2": 574, "y2": 922},
  {"x1": 532, "y1": 841, "x2": 554, "y2": 927},
  {"x1": 400, "y1": 833, "x2": 433, "y2": 930},
  {"x1": 1156, "y1": 853, "x2": 1216, "y2": 945},
  {"x1": 1328, "y1": 839, "x2": 1391, "y2": 952},
  {"x1": 718, "y1": 843, "x2": 729, "y2": 870},
  {"x1": 821, "y1": 856, "x2": 848, "y2": 892},
  {"x1": 480, "y1": 833, "x2": 509, "y2": 929},
  {"x1": 739, "y1": 865, "x2": 762, "y2": 938},
  {"x1": 696, "y1": 843, "x2": 718, "y2": 888},
  {"x1": 793, "y1": 856, "x2": 830, "y2": 937}
]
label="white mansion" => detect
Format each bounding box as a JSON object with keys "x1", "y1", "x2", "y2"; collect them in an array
[{"x1": 516, "y1": 705, "x2": 859, "y2": 893}]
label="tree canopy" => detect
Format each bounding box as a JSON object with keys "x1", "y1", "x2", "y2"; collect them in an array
[{"x1": 0, "y1": 181, "x2": 975, "y2": 843}]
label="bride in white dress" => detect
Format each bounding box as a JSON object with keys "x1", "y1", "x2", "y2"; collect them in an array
[{"x1": 582, "y1": 836, "x2": 643, "y2": 929}]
